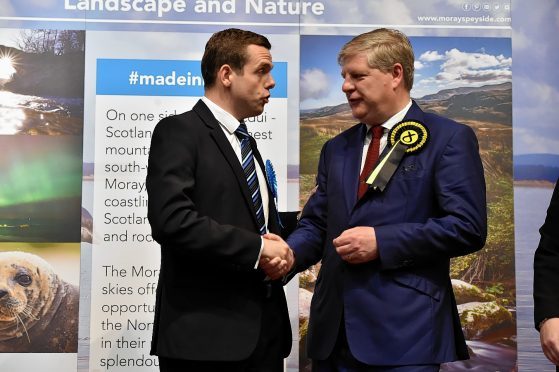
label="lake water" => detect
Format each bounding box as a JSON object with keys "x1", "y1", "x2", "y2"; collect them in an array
[
  {"x1": 515, "y1": 186, "x2": 556, "y2": 371},
  {"x1": 0, "y1": 90, "x2": 83, "y2": 135}
]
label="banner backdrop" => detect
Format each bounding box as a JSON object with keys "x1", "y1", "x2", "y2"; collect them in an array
[
  {"x1": 86, "y1": 30, "x2": 297, "y2": 371},
  {"x1": 4, "y1": 1, "x2": 551, "y2": 371}
]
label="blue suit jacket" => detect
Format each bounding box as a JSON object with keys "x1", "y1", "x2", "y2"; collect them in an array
[{"x1": 288, "y1": 101, "x2": 487, "y2": 365}]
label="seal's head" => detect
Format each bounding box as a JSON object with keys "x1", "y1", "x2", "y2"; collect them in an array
[{"x1": 0, "y1": 251, "x2": 59, "y2": 340}]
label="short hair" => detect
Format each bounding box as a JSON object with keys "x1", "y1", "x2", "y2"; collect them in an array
[
  {"x1": 338, "y1": 28, "x2": 415, "y2": 91},
  {"x1": 201, "y1": 28, "x2": 272, "y2": 88}
]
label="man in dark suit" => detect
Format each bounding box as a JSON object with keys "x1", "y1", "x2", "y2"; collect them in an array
[
  {"x1": 534, "y1": 179, "x2": 559, "y2": 370},
  {"x1": 146, "y1": 28, "x2": 293, "y2": 372},
  {"x1": 286, "y1": 28, "x2": 487, "y2": 371}
]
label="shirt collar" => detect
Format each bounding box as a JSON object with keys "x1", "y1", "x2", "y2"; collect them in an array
[
  {"x1": 366, "y1": 99, "x2": 412, "y2": 132},
  {"x1": 201, "y1": 96, "x2": 241, "y2": 134}
]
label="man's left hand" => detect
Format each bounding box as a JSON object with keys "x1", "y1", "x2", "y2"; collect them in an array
[
  {"x1": 333, "y1": 226, "x2": 378, "y2": 264},
  {"x1": 540, "y1": 318, "x2": 559, "y2": 366}
]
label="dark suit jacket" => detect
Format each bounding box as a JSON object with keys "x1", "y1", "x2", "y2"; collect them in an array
[
  {"x1": 146, "y1": 99, "x2": 291, "y2": 361},
  {"x1": 534, "y1": 180, "x2": 559, "y2": 330},
  {"x1": 287, "y1": 101, "x2": 487, "y2": 365}
]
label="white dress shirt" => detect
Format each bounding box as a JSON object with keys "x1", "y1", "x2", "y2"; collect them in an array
[
  {"x1": 360, "y1": 100, "x2": 412, "y2": 172},
  {"x1": 201, "y1": 97, "x2": 269, "y2": 268}
]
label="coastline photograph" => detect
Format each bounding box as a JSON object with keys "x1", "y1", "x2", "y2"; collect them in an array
[
  {"x1": 0, "y1": 28, "x2": 84, "y2": 136},
  {"x1": 512, "y1": 1, "x2": 559, "y2": 369}
]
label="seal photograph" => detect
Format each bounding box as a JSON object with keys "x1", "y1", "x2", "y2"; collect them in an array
[{"x1": 0, "y1": 250, "x2": 79, "y2": 353}]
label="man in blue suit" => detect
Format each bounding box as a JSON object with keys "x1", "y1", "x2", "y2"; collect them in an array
[{"x1": 286, "y1": 28, "x2": 487, "y2": 371}]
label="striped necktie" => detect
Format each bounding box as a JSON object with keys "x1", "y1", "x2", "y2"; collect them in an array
[{"x1": 235, "y1": 122, "x2": 267, "y2": 235}]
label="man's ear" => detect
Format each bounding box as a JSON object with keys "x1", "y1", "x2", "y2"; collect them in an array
[
  {"x1": 391, "y1": 63, "x2": 404, "y2": 88},
  {"x1": 218, "y1": 64, "x2": 234, "y2": 88}
]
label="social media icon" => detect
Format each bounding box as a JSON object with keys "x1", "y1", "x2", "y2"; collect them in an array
[
  {"x1": 483, "y1": 3, "x2": 490, "y2": 10},
  {"x1": 504, "y1": 3, "x2": 510, "y2": 10},
  {"x1": 463, "y1": 3, "x2": 471, "y2": 11},
  {"x1": 473, "y1": 3, "x2": 481, "y2": 11},
  {"x1": 493, "y1": 2, "x2": 500, "y2": 10}
]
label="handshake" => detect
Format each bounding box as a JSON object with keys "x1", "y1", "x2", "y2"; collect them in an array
[{"x1": 259, "y1": 233, "x2": 294, "y2": 280}]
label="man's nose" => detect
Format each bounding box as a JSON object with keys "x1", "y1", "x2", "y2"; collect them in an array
[
  {"x1": 342, "y1": 77, "x2": 353, "y2": 92},
  {"x1": 267, "y1": 75, "x2": 276, "y2": 89}
]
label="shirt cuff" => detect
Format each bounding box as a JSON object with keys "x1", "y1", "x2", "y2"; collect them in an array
[{"x1": 254, "y1": 237, "x2": 264, "y2": 269}]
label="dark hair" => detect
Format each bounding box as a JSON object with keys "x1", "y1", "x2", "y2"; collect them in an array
[{"x1": 201, "y1": 28, "x2": 272, "y2": 88}]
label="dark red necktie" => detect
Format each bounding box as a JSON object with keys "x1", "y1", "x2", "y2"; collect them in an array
[{"x1": 358, "y1": 125, "x2": 384, "y2": 199}]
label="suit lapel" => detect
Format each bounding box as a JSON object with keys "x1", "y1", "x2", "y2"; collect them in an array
[
  {"x1": 193, "y1": 100, "x2": 261, "y2": 231},
  {"x1": 343, "y1": 123, "x2": 368, "y2": 212},
  {"x1": 404, "y1": 100, "x2": 425, "y2": 122}
]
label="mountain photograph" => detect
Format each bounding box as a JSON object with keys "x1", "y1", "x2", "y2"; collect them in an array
[{"x1": 298, "y1": 34, "x2": 514, "y2": 371}]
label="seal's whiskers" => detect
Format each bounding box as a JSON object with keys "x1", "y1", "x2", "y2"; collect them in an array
[
  {"x1": 20, "y1": 305, "x2": 38, "y2": 321},
  {"x1": 14, "y1": 313, "x2": 31, "y2": 343}
]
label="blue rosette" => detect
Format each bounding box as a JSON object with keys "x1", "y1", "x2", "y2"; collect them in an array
[
  {"x1": 265, "y1": 160, "x2": 283, "y2": 228},
  {"x1": 265, "y1": 160, "x2": 278, "y2": 201}
]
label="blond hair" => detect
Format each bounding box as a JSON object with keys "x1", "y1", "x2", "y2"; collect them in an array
[{"x1": 338, "y1": 28, "x2": 415, "y2": 91}]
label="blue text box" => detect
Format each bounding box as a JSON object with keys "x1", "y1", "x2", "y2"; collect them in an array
[{"x1": 96, "y1": 59, "x2": 287, "y2": 98}]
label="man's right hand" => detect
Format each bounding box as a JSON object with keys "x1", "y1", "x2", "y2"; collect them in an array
[{"x1": 260, "y1": 233, "x2": 294, "y2": 280}]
